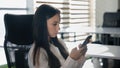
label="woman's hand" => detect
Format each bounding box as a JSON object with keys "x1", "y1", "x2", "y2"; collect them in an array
[{"x1": 69, "y1": 44, "x2": 87, "y2": 60}]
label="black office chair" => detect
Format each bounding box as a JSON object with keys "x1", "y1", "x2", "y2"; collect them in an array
[
  {"x1": 101, "y1": 12, "x2": 120, "y2": 45},
  {"x1": 101, "y1": 12, "x2": 120, "y2": 68},
  {"x1": 4, "y1": 14, "x2": 34, "y2": 68},
  {"x1": 103, "y1": 12, "x2": 120, "y2": 27}
]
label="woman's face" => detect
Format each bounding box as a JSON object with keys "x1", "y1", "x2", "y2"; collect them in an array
[{"x1": 47, "y1": 14, "x2": 60, "y2": 38}]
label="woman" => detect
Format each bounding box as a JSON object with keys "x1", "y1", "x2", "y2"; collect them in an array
[{"x1": 28, "y1": 4, "x2": 87, "y2": 68}]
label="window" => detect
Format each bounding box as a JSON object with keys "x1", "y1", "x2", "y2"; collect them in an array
[
  {"x1": 0, "y1": 0, "x2": 28, "y2": 46},
  {"x1": 34, "y1": 0, "x2": 95, "y2": 42}
]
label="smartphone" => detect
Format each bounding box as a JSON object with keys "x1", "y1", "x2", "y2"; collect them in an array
[{"x1": 81, "y1": 35, "x2": 92, "y2": 47}]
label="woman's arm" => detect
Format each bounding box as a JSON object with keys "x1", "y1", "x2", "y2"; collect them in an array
[
  {"x1": 58, "y1": 38, "x2": 86, "y2": 68},
  {"x1": 60, "y1": 56, "x2": 86, "y2": 68}
]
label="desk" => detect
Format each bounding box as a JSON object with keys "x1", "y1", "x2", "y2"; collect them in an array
[
  {"x1": 65, "y1": 42, "x2": 120, "y2": 60},
  {"x1": 60, "y1": 27, "x2": 120, "y2": 35},
  {"x1": 63, "y1": 27, "x2": 120, "y2": 59},
  {"x1": 65, "y1": 42, "x2": 120, "y2": 68},
  {"x1": 90, "y1": 27, "x2": 120, "y2": 35},
  {"x1": 63, "y1": 27, "x2": 120, "y2": 68},
  {"x1": 86, "y1": 43, "x2": 120, "y2": 68},
  {"x1": 86, "y1": 44, "x2": 120, "y2": 60},
  {"x1": 60, "y1": 27, "x2": 120, "y2": 44}
]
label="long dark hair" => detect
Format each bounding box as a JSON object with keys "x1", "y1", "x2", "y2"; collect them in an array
[{"x1": 32, "y1": 4, "x2": 69, "y2": 68}]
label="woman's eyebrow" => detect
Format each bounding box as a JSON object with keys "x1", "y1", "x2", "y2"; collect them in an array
[{"x1": 54, "y1": 21, "x2": 60, "y2": 23}]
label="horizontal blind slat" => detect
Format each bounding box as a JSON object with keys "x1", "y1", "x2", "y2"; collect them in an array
[{"x1": 36, "y1": 1, "x2": 69, "y2": 4}]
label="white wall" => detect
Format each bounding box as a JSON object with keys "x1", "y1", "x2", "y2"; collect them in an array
[{"x1": 96, "y1": 0, "x2": 118, "y2": 26}]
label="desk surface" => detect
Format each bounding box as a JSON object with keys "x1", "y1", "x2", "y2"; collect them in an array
[
  {"x1": 65, "y1": 42, "x2": 120, "y2": 60},
  {"x1": 86, "y1": 44, "x2": 120, "y2": 60},
  {"x1": 91, "y1": 27, "x2": 120, "y2": 34},
  {"x1": 60, "y1": 27, "x2": 120, "y2": 35}
]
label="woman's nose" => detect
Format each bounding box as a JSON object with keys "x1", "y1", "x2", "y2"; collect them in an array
[
  {"x1": 58, "y1": 27, "x2": 60, "y2": 30},
  {"x1": 57, "y1": 25, "x2": 60, "y2": 31}
]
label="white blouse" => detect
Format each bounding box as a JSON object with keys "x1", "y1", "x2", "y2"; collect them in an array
[{"x1": 28, "y1": 39, "x2": 85, "y2": 68}]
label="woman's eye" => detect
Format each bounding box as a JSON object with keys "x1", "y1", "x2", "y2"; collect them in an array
[{"x1": 53, "y1": 23, "x2": 57, "y2": 26}]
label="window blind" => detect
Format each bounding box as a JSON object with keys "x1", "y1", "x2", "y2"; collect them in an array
[
  {"x1": 34, "y1": 0, "x2": 93, "y2": 42},
  {"x1": 69, "y1": 0, "x2": 90, "y2": 42},
  {"x1": 70, "y1": 0, "x2": 90, "y2": 25}
]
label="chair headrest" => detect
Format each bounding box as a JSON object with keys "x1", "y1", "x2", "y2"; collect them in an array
[
  {"x1": 103, "y1": 12, "x2": 120, "y2": 27},
  {"x1": 4, "y1": 14, "x2": 34, "y2": 45}
]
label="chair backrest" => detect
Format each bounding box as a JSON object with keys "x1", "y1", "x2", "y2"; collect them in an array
[
  {"x1": 102, "y1": 12, "x2": 120, "y2": 27},
  {"x1": 101, "y1": 12, "x2": 120, "y2": 45},
  {"x1": 4, "y1": 14, "x2": 34, "y2": 68}
]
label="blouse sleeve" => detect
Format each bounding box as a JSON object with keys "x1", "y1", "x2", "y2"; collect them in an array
[
  {"x1": 58, "y1": 38, "x2": 86, "y2": 68},
  {"x1": 38, "y1": 48, "x2": 86, "y2": 68}
]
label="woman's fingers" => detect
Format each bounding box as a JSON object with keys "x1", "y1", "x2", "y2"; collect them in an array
[
  {"x1": 80, "y1": 45, "x2": 87, "y2": 53},
  {"x1": 70, "y1": 44, "x2": 88, "y2": 60},
  {"x1": 70, "y1": 47, "x2": 80, "y2": 60},
  {"x1": 78, "y1": 45, "x2": 87, "y2": 57}
]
